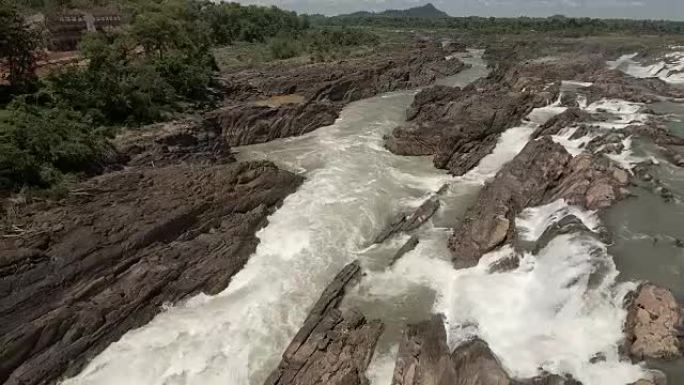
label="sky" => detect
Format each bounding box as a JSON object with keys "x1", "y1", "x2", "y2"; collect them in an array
[{"x1": 233, "y1": 0, "x2": 684, "y2": 20}]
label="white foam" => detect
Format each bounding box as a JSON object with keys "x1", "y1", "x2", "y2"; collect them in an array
[
  {"x1": 551, "y1": 126, "x2": 595, "y2": 156},
  {"x1": 562, "y1": 80, "x2": 594, "y2": 88},
  {"x1": 585, "y1": 99, "x2": 648, "y2": 130},
  {"x1": 609, "y1": 51, "x2": 684, "y2": 84},
  {"x1": 605, "y1": 136, "x2": 646, "y2": 171},
  {"x1": 353, "y1": 203, "x2": 643, "y2": 385},
  {"x1": 516, "y1": 199, "x2": 601, "y2": 242},
  {"x1": 59, "y1": 87, "x2": 454, "y2": 385},
  {"x1": 458, "y1": 122, "x2": 537, "y2": 183}
]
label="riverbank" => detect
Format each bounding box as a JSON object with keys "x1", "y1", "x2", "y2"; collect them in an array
[{"x1": 3, "y1": 35, "x2": 684, "y2": 385}]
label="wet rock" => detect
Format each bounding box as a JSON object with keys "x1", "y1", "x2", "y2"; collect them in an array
[
  {"x1": 449, "y1": 137, "x2": 571, "y2": 268},
  {"x1": 545, "y1": 155, "x2": 631, "y2": 210},
  {"x1": 449, "y1": 137, "x2": 631, "y2": 268},
  {"x1": 625, "y1": 283, "x2": 683, "y2": 360},
  {"x1": 533, "y1": 215, "x2": 595, "y2": 253},
  {"x1": 449, "y1": 339, "x2": 513, "y2": 385},
  {"x1": 532, "y1": 108, "x2": 593, "y2": 138},
  {"x1": 487, "y1": 254, "x2": 521, "y2": 273},
  {"x1": 388, "y1": 84, "x2": 552, "y2": 176},
  {"x1": 390, "y1": 236, "x2": 420, "y2": 267},
  {"x1": 391, "y1": 315, "x2": 455, "y2": 385},
  {"x1": 0, "y1": 161, "x2": 303, "y2": 385},
  {"x1": 374, "y1": 195, "x2": 441, "y2": 243},
  {"x1": 265, "y1": 261, "x2": 384, "y2": 385},
  {"x1": 513, "y1": 374, "x2": 582, "y2": 385},
  {"x1": 392, "y1": 316, "x2": 511, "y2": 385},
  {"x1": 587, "y1": 69, "x2": 684, "y2": 104}
]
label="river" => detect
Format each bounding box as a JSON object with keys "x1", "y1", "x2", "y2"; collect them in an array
[{"x1": 60, "y1": 51, "x2": 683, "y2": 385}]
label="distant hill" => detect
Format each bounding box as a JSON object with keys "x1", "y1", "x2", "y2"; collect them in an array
[{"x1": 339, "y1": 3, "x2": 450, "y2": 19}]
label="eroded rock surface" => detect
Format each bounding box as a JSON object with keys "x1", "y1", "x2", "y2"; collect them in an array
[
  {"x1": 391, "y1": 316, "x2": 511, "y2": 385},
  {"x1": 625, "y1": 283, "x2": 683, "y2": 360},
  {"x1": 0, "y1": 161, "x2": 302, "y2": 385},
  {"x1": 448, "y1": 137, "x2": 630, "y2": 268},
  {"x1": 265, "y1": 261, "x2": 384, "y2": 385},
  {"x1": 386, "y1": 82, "x2": 555, "y2": 175},
  {"x1": 210, "y1": 43, "x2": 467, "y2": 146}
]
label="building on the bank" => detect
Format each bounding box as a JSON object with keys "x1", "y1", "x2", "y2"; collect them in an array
[{"x1": 44, "y1": 8, "x2": 123, "y2": 51}]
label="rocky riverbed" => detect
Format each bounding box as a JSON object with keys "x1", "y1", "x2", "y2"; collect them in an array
[{"x1": 2, "y1": 38, "x2": 684, "y2": 385}]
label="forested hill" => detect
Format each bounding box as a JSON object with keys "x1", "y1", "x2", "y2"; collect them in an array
[
  {"x1": 318, "y1": 9, "x2": 684, "y2": 35},
  {"x1": 340, "y1": 3, "x2": 450, "y2": 19}
]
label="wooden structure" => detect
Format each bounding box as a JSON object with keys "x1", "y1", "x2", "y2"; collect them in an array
[{"x1": 45, "y1": 9, "x2": 123, "y2": 51}]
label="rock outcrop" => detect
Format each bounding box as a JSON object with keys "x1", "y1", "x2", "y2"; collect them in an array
[
  {"x1": 0, "y1": 160, "x2": 303, "y2": 385},
  {"x1": 210, "y1": 43, "x2": 467, "y2": 146},
  {"x1": 206, "y1": 102, "x2": 341, "y2": 146},
  {"x1": 390, "y1": 316, "x2": 581, "y2": 385},
  {"x1": 386, "y1": 83, "x2": 555, "y2": 176},
  {"x1": 265, "y1": 261, "x2": 384, "y2": 385},
  {"x1": 448, "y1": 137, "x2": 630, "y2": 268},
  {"x1": 624, "y1": 283, "x2": 683, "y2": 360},
  {"x1": 587, "y1": 69, "x2": 684, "y2": 104},
  {"x1": 391, "y1": 316, "x2": 512, "y2": 385}
]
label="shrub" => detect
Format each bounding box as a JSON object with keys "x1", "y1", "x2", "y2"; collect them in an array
[
  {"x1": 269, "y1": 37, "x2": 301, "y2": 60},
  {"x1": 0, "y1": 101, "x2": 108, "y2": 190}
]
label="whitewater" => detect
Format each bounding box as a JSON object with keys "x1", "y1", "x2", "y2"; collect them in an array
[{"x1": 60, "y1": 52, "x2": 648, "y2": 385}]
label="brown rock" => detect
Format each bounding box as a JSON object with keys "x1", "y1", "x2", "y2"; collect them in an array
[
  {"x1": 0, "y1": 161, "x2": 303, "y2": 385},
  {"x1": 449, "y1": 137, "x2": 572, "y2": 268},
  {"x1": 625, "y1": 284, "x2": 683, "y2": 360},
  {"x1": 265, "y1": 262, "x2": 384, "y2": 385},
  {"x1": 212, "y1": 44, "x2": 467, "y2": 146}
]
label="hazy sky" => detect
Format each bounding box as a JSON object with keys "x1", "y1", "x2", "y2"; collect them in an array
[{"x1": 234, "y1": 0, "x2": 684, "y2": 20}]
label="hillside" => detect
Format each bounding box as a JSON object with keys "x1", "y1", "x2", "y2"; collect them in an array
[{"x1": 340, "y1": 3, "x2": 450, "y2": 19}]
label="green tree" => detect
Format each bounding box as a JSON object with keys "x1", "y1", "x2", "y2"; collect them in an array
[{"x1": 0, "y1": 0, "x2": 41, "y2": 94}]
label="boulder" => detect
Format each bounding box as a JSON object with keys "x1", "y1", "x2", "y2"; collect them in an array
[
  {"x1": 625, "y1": 283, "x2": 683, "y2": 360},
  {"x1": 265, "y1": 262, "x2": 384, "y2": 385}
]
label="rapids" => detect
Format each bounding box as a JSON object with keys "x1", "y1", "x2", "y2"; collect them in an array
[{"x1": 59, "y1": 50, "x2": 684, "y2": 385}]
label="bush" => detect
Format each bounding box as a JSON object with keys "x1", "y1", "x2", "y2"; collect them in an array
[
  {"x1": 0, "y1": 101, "x2": 108, "y2": 190},
  {"x1": 269, "y1": 37, "x2": 301, "y2": 60}
]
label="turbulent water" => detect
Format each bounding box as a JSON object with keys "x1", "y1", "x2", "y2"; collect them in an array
[{"x1": 60, "y1": 50, "x2": 684, "y2": 385}]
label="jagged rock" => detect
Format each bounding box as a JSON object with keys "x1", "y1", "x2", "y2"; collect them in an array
[
  {"x1": 373, "y1": 195, "x2": 441, "y2": 243},
  {"x1": 206, "y1": 102, "x2": 341, "y2": 146},
  {"x1": 392, "y1": 316, "x2": 511, "y2": 385},
  {"x1": 390, "y1": 236, "x2": 420, "y2": 267},
  {"x1": 211, "y1": 44, "x2": 466, "y2": 146},
  {"x1": 449, "y1": 137, "x2": 571, "y2": 268},
  {"x1": 624, "y1": 283, "x2": 683, "y2": 360},
  {"x1": 587, "y1": 69, "x2": 684, "y2": 104},
  {"x1": 265, "y1": 262, "x2": 384, "y2": 385},
  {"x1": 513, "y1": 374, "x2": 582, "y2": 385},
  {"x1": 391, "y1": 315, "x2": 454, "y2": 385},
  {"x1": 450, "y1": 339, "x2": 513, "y2": 385},
  {"x1": 532, "y1": 108, "x2": 593, "y2": 138},
  {"x1": 533, "y1": 215, "x2": 596, "y2": 253},
  {"x1": 0, "y1": 161, "x2": 303, "y2": 385},
  {"x1": 391, "y1": 316, "x2": 587, "y2": 385},
  {"x1": 114, "y1": 118, "x2": 233, "y2": 167},
  {"x1": 387, "y1": 84, "x2": 554, "y2": 176},
  {"x1": 449, "y1": 137, "x2": 631, "y2": 268},
  {"x1": 545, "y1": 155, "x2": 631, "y2": 210}
]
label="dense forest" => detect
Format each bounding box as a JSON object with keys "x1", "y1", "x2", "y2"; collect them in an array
[{"x1": 316, "y1": 13, "x2": 684, "y2": 36}]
